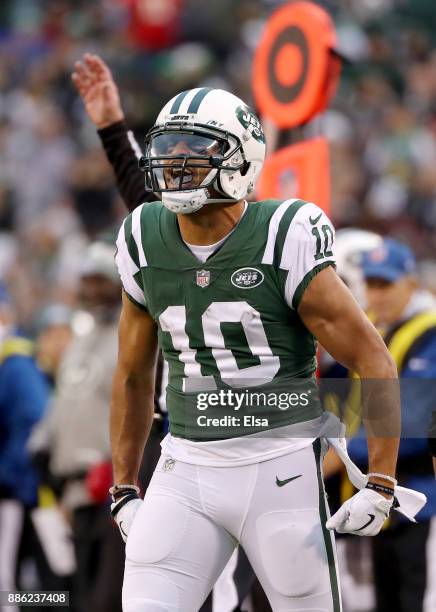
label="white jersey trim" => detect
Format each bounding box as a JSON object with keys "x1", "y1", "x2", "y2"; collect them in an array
[
  {"x1": 280, "y1": 202, "x2": 323, "y2": 270},
  {"x1": 115, "y1": 219, "x2": 146, "y2": 306},
  {"x1": 160, "y1": 417, "x2": 325, "y2": 467},
  {"x1": 261, "y1": 199, "x2": 299, "y2": 265},
  {"x1": 280, "y1": 203, "x2": 335, "y2": 309},
  {"x1": 131, "y1": 206, "x2": 147, "y2": 267}
]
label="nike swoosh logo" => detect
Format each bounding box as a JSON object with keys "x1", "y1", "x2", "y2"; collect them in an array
[
  {"x1": 309, "y1": 212, "x2": 322, "y2": 225},
  {"x1": 355, "y1": 513, "x2": 375, "y2": 532},
  {"x1": 276, "y1": 474, "x2": 302, "y2": 487}
]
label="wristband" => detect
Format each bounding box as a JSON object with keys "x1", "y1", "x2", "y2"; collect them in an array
[
  {"x1": 366, "y1": 482, "x2": 395, "y2": 497},
  {"x1": 109, "y1": 484, "x2": 140, "y2": 502},
  {"x1": 367, "y1": 472, "x2": 397, "y2": 486},
  {"x1": 110, "y1": 491, "x2": 140, "y2": 518}
]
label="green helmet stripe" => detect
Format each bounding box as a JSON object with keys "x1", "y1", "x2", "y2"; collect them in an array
[
  {"x1": 186, "y1": 87, "x2": 212, "y2": 113},
  {"x1": 169, "y1": 90, "x2": 190, "y2": 114}
]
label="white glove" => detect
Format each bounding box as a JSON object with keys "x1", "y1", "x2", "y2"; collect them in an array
[
  {"x1": 326, "y1": 487, "x2": 393, "y2": 536},
  {"x1": 111, "y1": 494, "x2": 142, "y2": 542}
]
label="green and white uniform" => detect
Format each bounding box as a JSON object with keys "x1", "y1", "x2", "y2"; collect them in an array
[
  {"x1": 115, "y1": 198, "x2": 335, "y2": 465},
  {"x1": 116, "y1": 198, "x2": 342, "y2": 612}
]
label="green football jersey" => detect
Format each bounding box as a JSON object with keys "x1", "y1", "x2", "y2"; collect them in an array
[{"x1": 116, "y1": 198, "x2": 335, "y2": 440}]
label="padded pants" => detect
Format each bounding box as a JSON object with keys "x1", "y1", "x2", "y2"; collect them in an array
[{"x1": 123, "y1": 440, "x2": 341, "y2": 612}]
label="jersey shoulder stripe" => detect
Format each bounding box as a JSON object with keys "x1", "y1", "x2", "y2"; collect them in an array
[
  {"x1": 132, "y1": 206, "x2": 147, "y2": 267},
  {"x1": 280, "y1": 202, "x2": 336, "y2": 309},
  {"x1": 117, "y1": 201, "x2": 161, "y2": 273},
  {"x1": 123, "y1": 213, "x2": 140, "y2": 269},
  {"x1": 261, "y1": 198, "x2": 304, "y2": 265},
  {"x1": 138, "y1": 200, "x2": 166, "y2": 262},
  {"x1": 273, "y1": 200, "x2": 308, "y2": 267},
  {"x1": 115, "y1": 217, "x2": 146, "y2": 307},
  {"x1": 115, "y1": 201, "x2": 164, "y2": 305},
  {"x1": 279, "y1": 201, "x2": 333, "y2": 271}
]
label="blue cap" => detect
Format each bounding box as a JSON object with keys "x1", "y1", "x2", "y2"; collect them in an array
[{"x1": 361, "y1": 238, "x2": 416, "y2": 282}]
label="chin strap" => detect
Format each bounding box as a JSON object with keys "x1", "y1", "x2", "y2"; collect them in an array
[
  {"x1": 160, "y1": 167, "x2": 240, "y2": 214},
  {"x1": 161, "y1": 189, "x2": 209, "y2": 214},
  {"x1": 161, "y1": 178, "x2": 239, "y2": 214},
  {"x1": 161, "y1": 190, "x2": 238, "y2": 214},
  {"x1": 203, "y1": 197, "x2": 238, "y2": 205}
]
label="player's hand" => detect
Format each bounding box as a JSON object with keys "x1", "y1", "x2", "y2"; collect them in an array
[
  {"x1": 326, "y1": 487, "x2": 393, "y2": 536},
  {"x1": 111, "y1": 491, "x2": 142, "y2": 542},
  {"x1": 72, "y1": 53, "x2": 124, "y2": 129}
]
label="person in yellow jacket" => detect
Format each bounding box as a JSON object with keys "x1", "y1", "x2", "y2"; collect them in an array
[{"x1": 351, "y1": 238, "x2": 436, "y2": 612}]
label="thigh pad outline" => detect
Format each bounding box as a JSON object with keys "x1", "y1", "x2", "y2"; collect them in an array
[
  {"x1": 256, "y1": 508, "x2": 331, "y2": 599},
  {"x1": 126, "y1": 494, "x2": 190, "y2": 565}
]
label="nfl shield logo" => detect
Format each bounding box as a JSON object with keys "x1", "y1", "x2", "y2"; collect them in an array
[
  {"x1": 196, "y1": 269, "x2": 210, "y2": 288},
  {"x1": 163, "y1": 458, "x2": 176, "y2": 472}
]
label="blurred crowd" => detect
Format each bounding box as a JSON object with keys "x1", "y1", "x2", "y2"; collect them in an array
[
  {"x1": 0, "y1": 0, "x2": 435, "y2": 326},
  {"x1": 0, "y1": 0, "x2": 436, "y2": 611}
]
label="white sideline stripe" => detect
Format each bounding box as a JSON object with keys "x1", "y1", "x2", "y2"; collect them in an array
[
  {"x1": 261, "y1": 199, "x2": 298, "y2": 265},
  {"x1": 131, "y1": 206, "x2": 147, "y2": 267},
  {"x1": 127, "y1": 130, "x2": 142, "y2": 160}
]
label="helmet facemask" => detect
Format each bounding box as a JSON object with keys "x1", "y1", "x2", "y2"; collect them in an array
[{"x1": 139, "y1": 122, "x2": 248, "y2": 214}]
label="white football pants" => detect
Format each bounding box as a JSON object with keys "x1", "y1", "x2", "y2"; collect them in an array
[{"x1": 123, "y1": 440, "x2": 341, "y2": 612}]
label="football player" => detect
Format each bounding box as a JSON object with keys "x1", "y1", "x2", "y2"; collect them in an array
[
  {"x1": 72, "y1": 54, "x2": 264, "y2": 612},
  {"x1": 106, "y1": 83, "x2": 403, "y2": 612}
]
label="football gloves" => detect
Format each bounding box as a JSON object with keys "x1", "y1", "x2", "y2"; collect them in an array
[
  {"x1": 326, "y1": 487, "x2": 393, "y2": 536},
  {"x1": 110, "y1": 487, "x2": 142, "y2": 543}
]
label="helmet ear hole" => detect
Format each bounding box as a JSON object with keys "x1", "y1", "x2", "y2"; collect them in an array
[
  {"x1": 214, "y1": 170, "x2": 227, "y2": 196},
  {"x1": 240, "y1": 161, "x2": 250, "y2": 177}
]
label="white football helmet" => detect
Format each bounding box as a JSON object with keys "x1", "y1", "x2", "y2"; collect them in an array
[
  {"x1": 139, "y1": 88, "x2": 266, "y2": 214},
  {"x1": 335, "y1": 229, "x2": 383, "y2": 306}
]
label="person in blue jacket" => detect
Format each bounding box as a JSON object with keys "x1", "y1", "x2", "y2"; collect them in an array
[
  {"x1": 0, "y1": 284, "x2": 50, "y2": 606},
  {"x1": 348, "y1": 239, "x2": 436, "y2": 612}
]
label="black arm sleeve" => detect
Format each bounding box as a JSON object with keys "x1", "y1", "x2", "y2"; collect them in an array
[{"x1": 97, "y1": 120, "x2": 155, "y2": 212}]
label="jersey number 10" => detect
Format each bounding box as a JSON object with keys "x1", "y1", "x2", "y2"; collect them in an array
[
  {"x1": 159, "y1": 301, "x2": 280, "y2": 392},
  {"x1": 312, "y1": 224, "x2": 334, "y2": 260}
]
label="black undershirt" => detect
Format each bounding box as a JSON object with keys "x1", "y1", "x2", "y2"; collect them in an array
[{"x1": 98, "y1": 121, "x2": 165, "y2": 416}]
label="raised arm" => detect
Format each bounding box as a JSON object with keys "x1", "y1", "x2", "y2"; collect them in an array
[{"x1": 72, "y1": 53, "x2": 153, "y2": 211}]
